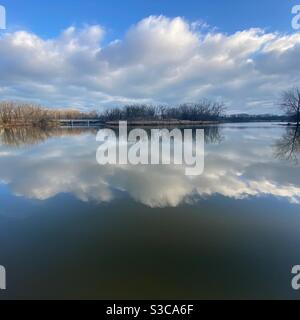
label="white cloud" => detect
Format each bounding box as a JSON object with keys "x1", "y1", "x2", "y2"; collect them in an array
[{"x1": 0, "y1": 16, "x2": 300, "y2": 113}]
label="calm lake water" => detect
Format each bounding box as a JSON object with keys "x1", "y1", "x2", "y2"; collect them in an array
[{"x1": 0, "y1": 123, "x2": 300, "y2": 299}]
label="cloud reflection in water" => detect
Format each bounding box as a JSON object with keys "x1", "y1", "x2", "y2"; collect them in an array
[{"x1": 0, "y1": 124, "x2": 299, "y2": 208}]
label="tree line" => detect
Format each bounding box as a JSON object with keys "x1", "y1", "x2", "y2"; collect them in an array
[
  {"x1": 0, "y1": 100, "x2": 226, "y2": 126},
  {"x1": 0, "y1": 87, "x2": 299, "y2": 127},
  {"x1": 99, "y1": 100, "x2": 226, "y2": 122}
]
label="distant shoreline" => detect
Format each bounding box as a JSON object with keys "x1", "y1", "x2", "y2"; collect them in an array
[
  {"x1": 0, "y1": 120, "x2": 295, "y2": 129},
  {"x1": 0, "y1": 122, "x2": 59, "y2": 129},
  {"x1": 105, "y1": 120, "x2": 220, "y2": 127},
  {"x1": 0, "y1": 101, "x2": 293, "y2": 128}
]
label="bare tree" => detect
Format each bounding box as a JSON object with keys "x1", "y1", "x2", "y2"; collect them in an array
[
  {"x1": 0, "y1": 102, "x2": 100, "y2": 127},
  {"x1": 280, "y1": 87, "x2": 300, "y2": 126}
]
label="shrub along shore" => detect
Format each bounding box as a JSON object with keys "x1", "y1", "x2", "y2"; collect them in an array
[{"x1": 0, "y1": 102, "x2": 97, "y2": 128}]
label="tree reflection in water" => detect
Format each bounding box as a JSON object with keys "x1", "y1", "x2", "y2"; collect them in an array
[
  {"x1": 274, "y1": 125, "x2": 300, "y2": 163},
  {"x1": 0, "y1": 127, "x2": 97, "y2": 147},
  {"x1": 0, "y1": 125, "x2": 223, "y2": 147}
]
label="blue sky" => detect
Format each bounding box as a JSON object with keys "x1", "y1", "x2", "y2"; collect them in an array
[
  {"x1": 2, "y1": 0, "x2": 299, "y2": 37},
  {"x1": 0, "y1": 0, "x2": 300, "y2": 113}
]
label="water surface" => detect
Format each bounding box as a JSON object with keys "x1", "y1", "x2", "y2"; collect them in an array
[{"x1": 0, "y1": 123, "x2": 300, "y2": 299}]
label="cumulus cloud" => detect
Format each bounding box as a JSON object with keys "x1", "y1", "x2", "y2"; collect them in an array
[{"x1": 0, "y1": 15, "x2": 300, "y2": 113}]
